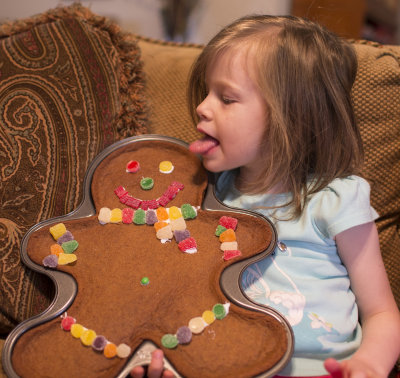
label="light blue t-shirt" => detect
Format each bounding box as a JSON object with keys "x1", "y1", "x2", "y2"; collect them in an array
[{"x1": 216, "y1": 172, "x2": 379, "y2": 376}]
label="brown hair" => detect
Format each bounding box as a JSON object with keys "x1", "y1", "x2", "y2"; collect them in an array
[{"x1": 188, "y1": 15, "x2": 363, "y2": 219}]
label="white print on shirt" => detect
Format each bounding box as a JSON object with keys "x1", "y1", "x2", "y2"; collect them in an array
[{"x1": 244, "y1": 246, "x2": 306, "y2": 326}]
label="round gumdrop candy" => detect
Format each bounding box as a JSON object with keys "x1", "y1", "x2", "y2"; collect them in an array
[
  {"x1": 140, "y1": 177, "x2": 154, "y2": 190},
  {"x1": 168, "y1": 206, "x2": 181, "y2": 220},
  {"x1": 181, "y1": 204, "x2": 197, "y2": 220},
  {"x1": 161, "y1": 334, "x2": 178, "y2": 349},
  {"x1": 61, "y1": 315, "x2": 76, "y2": 331},
  {"x1": 92, "y1": 335, "x2": 108, "y2": 351},
  {"x1": 110, "y1": 208, "x2": 122, "y2": 223},
  {"x1": 133, "y1": 208, "x2": 146, "y2": 225},
  {"x1": 70, "y1": 323, "x2": 85, "y2": 338},
  {"x1": 159, "y1": 160, "x2": 174, "y2": 174},
  {"x1": 202, "y1": 310, "x2": 216, "y2": 325},
  {"x1": 104, "y1": 342, "x2": 117, "y2": 358},
  {"x1": 156, "y1": 207, "x2": 169, "y2": 221},
  {"x1": 188, "y1": 317, "x2": 206, "y2": 334},
  {"x1": 213, "y1": 303, "x2": 227, "y2": 320},
  {"x1": 126, "y1": 160, "x2": 140, "y2": 173},
  {"x1": 176, "y1": 326, "x2": 192, "y2": 344},
  {"x1": 81, "y1": 329, "x2": 97, "y2": 346},
  {"x1": 117, "y1": 343, "x2": 131, "y2": 358}
]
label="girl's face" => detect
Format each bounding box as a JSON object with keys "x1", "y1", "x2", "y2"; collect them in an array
[{"x1": 191, "y1": 49, "x2": 267, "y2": 183}]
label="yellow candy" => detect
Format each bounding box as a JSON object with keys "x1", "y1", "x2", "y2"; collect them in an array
[
  {"x1": 58, "y1": 253, "x2": 77, "y2": 265},
  {"x1": 110, "y1": 208, "x2": 122, "y2": 223},
  {"x1": 49, "y1": 223, "x2": 67, "y2": 241},
  {"x1": 81, "y1": 329, "x2": 97, "y2": 346},
  {"x1": 170, "y1": 217, "x2": 186, "y2": 231},
  {"x1": 156, "y1": 207, "x2": 169, "y2": 221},
  {"x1": 70, "y1": 323, "x2": 85, "y2": 338},
  {"x1": 202, "y1": 310, "x2": 216, "y2": 325},
  {"x1": 104, "y1": 343, "x2": 117, "y2": 358},
  {"x1": 219, "y1": 229, "x2": 236, "y2": 243},
  {"x1": 50, "y1": 244, "x2": 63, "y2": 256},
  {"x1": 168, "y1": 206, "x2": 181, "y2": 220},
  {"x1": 159, "y1": 160, "x2": 174, "y2": 174}
]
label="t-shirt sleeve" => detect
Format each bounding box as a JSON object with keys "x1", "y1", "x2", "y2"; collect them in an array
[{"x1": 312, "y1": 176, "x2": 379, "y2": 239}]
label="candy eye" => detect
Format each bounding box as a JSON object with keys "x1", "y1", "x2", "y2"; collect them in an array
[
  {"x1": 159, "y1": 161, "x2": 174, "y2": 174},
  {"x1": 126, "y1": 160, "x2": 140, "y2": 173}
]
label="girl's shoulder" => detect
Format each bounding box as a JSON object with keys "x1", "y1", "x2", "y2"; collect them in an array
[
  {"x1": 318, "y1": 175, "x2": 371, "y2": 199},
  {"x1": 310, "y1": 175, "x2": 378, "y2": 238}
]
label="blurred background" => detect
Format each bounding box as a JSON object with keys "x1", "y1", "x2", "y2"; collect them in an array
[{"x1": 2, "y1": 0, "x2": 399, "y2": 44}]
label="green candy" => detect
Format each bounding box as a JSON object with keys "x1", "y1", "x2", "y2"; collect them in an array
[
  {"x1": 212, "y1": 303, "x2": 226, "y2": 320},
  {"x1": 161, "y1": 334, "x2": 178, "y2": 349},
  {"x1": 181, "y1": 204, "x2": 197, "y2": 220},
  {"x1": 133, "y1": 209, "x2": 146, "y2": 225},
  {"x1": 61, "y1": 240, "x2": 79, "y2": 254},
  {"x1": 140, "y1": 177, "x2": 154, "y2": 190},
  {"x1": 215, "y1": 225, "x2": 227, "y2": 237}
]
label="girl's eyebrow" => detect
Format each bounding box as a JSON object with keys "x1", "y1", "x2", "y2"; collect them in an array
[{"x1": 210, "y1": 79, "x2": 242, "y2": 93}]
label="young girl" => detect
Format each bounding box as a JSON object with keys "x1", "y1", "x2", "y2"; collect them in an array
[{"x1": 131, "y1": 15, "x2": 400, "y2": 378}]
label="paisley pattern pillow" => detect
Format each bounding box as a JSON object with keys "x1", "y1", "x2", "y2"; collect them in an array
[{"x1": 0, "y1": 4, "x2": 148, "y2": 333}]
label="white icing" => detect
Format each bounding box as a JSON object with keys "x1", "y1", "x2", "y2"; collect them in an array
[{"x1": 183, "y1": 248, "x2": 197, "y2": 254}]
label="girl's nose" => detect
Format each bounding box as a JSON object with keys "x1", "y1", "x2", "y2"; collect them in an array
[{"x1": 196, "y1": 97, "x2": 211, "y2": 121}]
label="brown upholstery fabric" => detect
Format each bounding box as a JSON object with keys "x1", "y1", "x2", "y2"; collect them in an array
[
  {"x1": 0, "y1": 5, "x2": 148, "y2": 333},
  {"x1": 138, "y1": 38, "x2": 202, "y2": 143},
  {"x1": 352, "y1": 41, "x2": 400, "y2": 308}
]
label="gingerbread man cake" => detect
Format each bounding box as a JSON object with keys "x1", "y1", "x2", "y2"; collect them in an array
[{"x1": 6, "y1": 136, "x2": 293, "y2": 377}]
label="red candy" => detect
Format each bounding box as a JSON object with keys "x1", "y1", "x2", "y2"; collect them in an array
[
  {"x1": 178, "y1": 237, "x2": 197, "y2": 253},
  {"x1": 122, "y1": 208, "x2": 134, "y2": 224},
  {"x1": 61, "y1": 315, "x2": 76, "y2": 331},
  {"x1": 165, "y1": 186, "x2": 179, "y2": 200},
  {"x1": 157, "y1": 195, "x2": 170, "y2": 207},
  {"x1": 114, "y1": 186, "x2": 128, "y2": 199},
  {"x1": 171, "y1": 181, "x2": 184, "y2": 190},
  {"x1": 121, "y1": 195, "x2": 142, "y2": 209},
  {"x1": 141, "y1": 199, "x2": 159, "y2": 210},
  {"x1": 126, "y1": 160, "x2": 140, "y2": 173},
  {"x1": 219, "y1": 216, "x2": 238, "y2": 231},
  {"x1": 223, "y1": 250, "x2": 242, "y2": 261}
]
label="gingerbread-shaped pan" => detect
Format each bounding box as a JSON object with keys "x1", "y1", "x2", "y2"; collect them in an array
[{"x1": 3, "y1": 135, "x2": 293, "y2": 378}]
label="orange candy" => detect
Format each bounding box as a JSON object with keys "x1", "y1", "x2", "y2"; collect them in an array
[
  {"x1": 104, "y1": 342, "x2": 117, "y2": 358},
  {"x1": 50, "y1": 244, "x2": 64, "y2": 256},
  {"x1": 219, "y1": 229, "x2": 236, "y2": 243},
  {"x1": 154, "y1": 221, "x2": 168, "y2": 231},
  {"x1": 156, "y1": 207, "x2": 169, "y2": 221}
]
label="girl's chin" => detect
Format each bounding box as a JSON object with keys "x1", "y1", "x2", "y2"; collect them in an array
[{"x1": 202, "y1": 158, "x2": 233, "y2": 174}]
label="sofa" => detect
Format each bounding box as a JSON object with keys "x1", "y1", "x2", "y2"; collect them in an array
[{"x1": 0, "y1": 4, "x2": 399, "y2": 376}]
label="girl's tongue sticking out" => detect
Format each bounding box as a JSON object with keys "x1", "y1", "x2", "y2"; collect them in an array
[{"x1": 189, "y1": 135, "x2": 219, "y2": 155}]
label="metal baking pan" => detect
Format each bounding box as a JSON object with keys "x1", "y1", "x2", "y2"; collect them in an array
[{"x1": 2, "y1": 135, "x2": 293, "y2": 377}]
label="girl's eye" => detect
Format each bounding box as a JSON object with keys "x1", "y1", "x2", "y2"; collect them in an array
[{"x1": 221, "y1": 96, "x2": 235, "y2": 104}]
